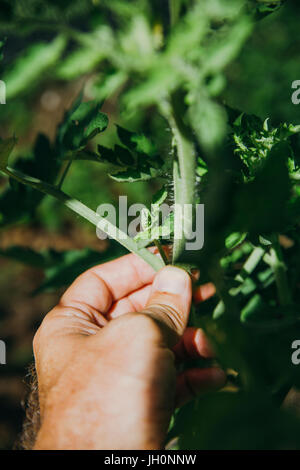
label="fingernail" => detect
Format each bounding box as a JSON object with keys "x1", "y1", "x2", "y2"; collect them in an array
[{"x1": 152, "y1": 266, "x2": 191, "y2": 295}]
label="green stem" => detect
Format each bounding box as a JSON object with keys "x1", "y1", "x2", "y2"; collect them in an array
[
  {"x1": 268, "y1": 234, "x2": 292, "y2": 307},
  {"x1": 1, "y1": 167, "x2": 164, "y2": 272},
  {"x1": 169, "y1": 101, "x2": 196, "y2": 263}
]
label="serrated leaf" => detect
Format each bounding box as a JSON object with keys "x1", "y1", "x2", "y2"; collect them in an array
[
  {"x1": 60, "y1": 101, "x2": 108, "y2": 152},
  {"x1": 115, "y1": 144, "x2": 135, "y2": 166},
  {"x1": 116, "y1": 125, "x2": 157, "y2": 156},
  {"x1": 110, "y1": 165, "x2": 162, "y2": 182},
  {"x1": 97, "y1": 145, "x2": 118, "y2": 165}
]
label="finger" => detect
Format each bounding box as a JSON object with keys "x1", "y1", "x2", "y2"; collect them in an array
[
  {"x1": 175, "y1": 367, "x2": 227, "y2": 407},
  {"x1": 173, "y1": 327, "x2": 215, "y2": 360},
  {"x1": 107, "y1": 284, "x2": 152, "y2": 320},
  {"x1": 60, "y1": 251, "x2": 160, "y2": 314},
  {"x1": 190, "y1": 269, "x2": 200, "y2": 283},
  {"x1": 193, "y1": 283, "x2": 216, "y2": 304},
  {"x1": 141, "y1": 266, "x2": 192, "y2": 347}
]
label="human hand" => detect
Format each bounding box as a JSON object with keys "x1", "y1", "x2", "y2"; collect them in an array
[{"x1": 33, "y1": 252, "x2": 226, "y2": 450}]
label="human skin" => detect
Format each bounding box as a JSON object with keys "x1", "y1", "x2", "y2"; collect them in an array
[{"x1": 33, "y1": 252, "x2": 226, "y2": 450}]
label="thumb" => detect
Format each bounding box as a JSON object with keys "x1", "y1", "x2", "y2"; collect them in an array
[{"x1": 141, "y1": 266, "x2": 192, "y2": 347}]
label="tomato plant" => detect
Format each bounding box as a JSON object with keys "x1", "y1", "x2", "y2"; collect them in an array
[{"x1": 1, "y1": 0, "x2": 300, "y2": 449}]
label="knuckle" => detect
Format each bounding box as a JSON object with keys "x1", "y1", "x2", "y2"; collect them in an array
[{"x1": 144, "y1": 303, "x2": 185, "y2": 335}]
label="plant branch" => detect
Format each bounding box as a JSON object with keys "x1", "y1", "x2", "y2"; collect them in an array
[
  {"x1": 1, "y1": 167, "x2": 165, "y2": 272},
  {"x1": 169, "y1": 99, "x2": 196, "y2": 263}
]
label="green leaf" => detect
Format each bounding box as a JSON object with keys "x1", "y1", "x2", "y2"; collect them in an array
[
  {"x1": 110, "y1": 166, "x2": 162, "y2": 182},
  {"x1": 0, "y1": 136, "x2": 17, "y2": 169},
  {"x1": 56, "y1": 92, "x2": 83, "y2": 152},
  {"x1": 140, "y1": 207, "x2": 152, "y2": 231},
  {"x1": 123, "y1": 65, "x2": 181, "y2": 109},
  {"x1": 115, "y1": 144, "x2": 135, "y2": 166},
  {"x1": 91, "y1": 70, "x2": 127, "y2": 101},
  {"x1": 203, "y1": 16, "x2": 253, "y2": 76},
  {"x1": 116, "y1": 125, "x2": 157, "y2": 156},
  {"x1": 4, "y1": 35, "x2": 66, "y2": 99},
  {"x1": 167, "y1": 2, "x2": 208, "y2": 57},
  {"x1": 59, "y1": 100, "x2": 108, "y2": 152},
  {"x1": 196, "y1": 156, "x2": 208, "y2": 177},
  {"x1": 56, "y1": 45, "x2": 105, "y2": 80},
  {"x1": 97, "y1": 145, "x2": 119, "y2": 165},
  {"x1": 134, "y1": 212, "x2": 174, "y2": 248},
  {"x1": 190, "y1": 98, "x2": 228, "y2": 153}
]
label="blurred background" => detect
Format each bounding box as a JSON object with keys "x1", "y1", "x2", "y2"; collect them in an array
[{"x1": 0, "y1": 0, "x2": 300, "y2": 449}]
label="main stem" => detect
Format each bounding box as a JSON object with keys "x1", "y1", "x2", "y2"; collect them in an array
[
  {"x1": 2, "y1": 167, "x2": 165, "y2": 272},
  {"x1": 170, "y1": 101, "x2": 196, "y2": 263}
]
